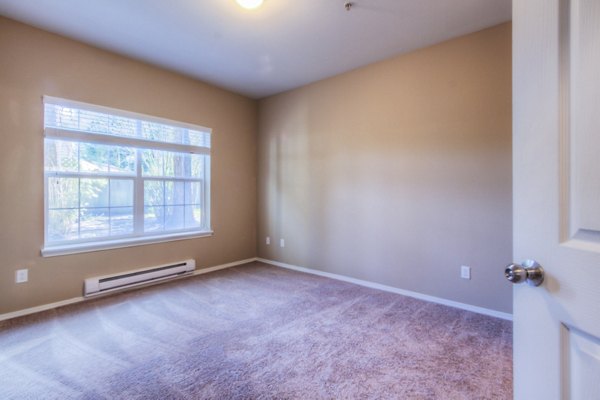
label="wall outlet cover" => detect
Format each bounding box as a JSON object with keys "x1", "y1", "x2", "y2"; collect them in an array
[
  {"x1": 461, "y1": 265, "x2": 471, "y2": 280},
  {"x1": 16, "y1": 269, "x2": 28, "y2": 283}
]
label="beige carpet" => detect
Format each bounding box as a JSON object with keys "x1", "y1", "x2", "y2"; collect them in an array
[{"x1": 0, "y1": 262, "x2": 512, "y2": 399}]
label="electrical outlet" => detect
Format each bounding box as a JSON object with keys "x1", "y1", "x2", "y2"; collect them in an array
[
  {"x1": 15, "y1": 269, "x2": 28, "y2": 283},
  {"x1": 280, "y1": 238, "x2": 285, "y2": 248},
  {"x1": 266, "y1": 236, "x2": 270, "y2": 245},
  {"x1": 461, "y1": 265, "x2": 471, "y2": 280}
]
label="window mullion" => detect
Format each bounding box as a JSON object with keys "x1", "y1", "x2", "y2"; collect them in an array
[
  {"x1": 133, "y1": 148, "x2": 144, "y2": 235},
  {"x1": 77, "y1": 176, "x2": 82, "y2": 239},
  {"x1": 44, "y1": 175, "x2": 49, "y2": 244},
  {"x1": 204, "y1": 156, "x2": 210, "y2": 230}
]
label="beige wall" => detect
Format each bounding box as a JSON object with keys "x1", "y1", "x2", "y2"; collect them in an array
[
  {"x1": 258, "y1": 23, "x2": 512, "y2": 313},
  {"x1": 0, "y1": 17, "x2": 257, "y2": 314},
  {"x1": 0, "y1": 17, "x2": 512, "y2": 316}
]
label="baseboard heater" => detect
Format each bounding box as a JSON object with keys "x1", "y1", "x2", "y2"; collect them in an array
[{"x1": 84, "y1": 259, "x2": 196, "y2": 297}]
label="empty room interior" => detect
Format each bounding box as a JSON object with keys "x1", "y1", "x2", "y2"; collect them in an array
[{"x1": 1, "y1": 0, "x2": 560, "y2": 398}]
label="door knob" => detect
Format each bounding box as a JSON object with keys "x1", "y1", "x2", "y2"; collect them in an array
[{"x1": 505, "y1": 259, "x2": 544, "y2": 286}]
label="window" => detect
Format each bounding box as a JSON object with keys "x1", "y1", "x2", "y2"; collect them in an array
[{"x1": 42, "y1": 96, "x2": 212, "y2": 256}]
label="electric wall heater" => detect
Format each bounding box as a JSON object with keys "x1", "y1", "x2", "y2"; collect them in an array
[{"x1": 84, "y1": 259, "x2": 196, "y2": 297}]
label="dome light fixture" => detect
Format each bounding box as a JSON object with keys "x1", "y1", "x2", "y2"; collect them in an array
[{"x1": 236, "y1": 0, "x2": 264, "y2": 10}]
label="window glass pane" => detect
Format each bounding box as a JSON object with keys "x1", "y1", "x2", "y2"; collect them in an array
[
  {"x1": 140, "y1": 123, "x2": 210, "y2": 148},
  {"x1": 165, "y1": 181, "x2": 185, "y2": 205},
  {"x1": 45, "y1": 105, "x2": 79, "y2": 130},
  {"x1": 45, "y1": 139, "x2": 79, "y2": 172},
  {"x1": 175, "y1": 153, "x2": 192, "y2": 178},
  {"x1": 108, "y1": 115, "x2": 136, "y2": 137},
  {"x1": 110, "y1": 179, "x2": 133, "y2": 207},
  {"x1": 164, "y1": 151, "x2": 189, "y2": 178},
  {"x1": 185, "y1": 205, "x2": 202, "y2": 228},
  {"x1": 143, "y1": 150, "x2": 195, "y2": 178},
  {"x1": 141, "y1": 149, "x2": 164, "y2": 177},
  {"x1": 144, "y1": 180, "x2": 164, "y2": 206},
  {"x1": 144, "y1": 206, "x2": 164, "y2": 232},
  {"x1": 80, "y1": 143, "x2": 110, "y2": 173},
  {"x1": 48, "y1": 209, "x2": 79, "y2": 242},
  {"x1": 108, "y1": 146, "x2": 136, "y2": 175},
  {"x1": 163, "y1": 152, "x2": 180, "y2": 177},
  {"x1": 77, "y1": 110, "x2": 108, "y2": 134},
  {"x1": 110, "y1": 207, "x2": 133, "y2": 235},
  {"x1": 185, "y1": 181, "x2": 202, "y2": 205},
  {"x1": 81, "y1": 178, "x2": 109, "y2": 208},
  {"x1": 80, "y1": 208, "x2": 110, "y2": 238},
  {"x1": 48, "y1": 177, "x2": 79, "y2": 209},
  {"x1": 142, "y1": 122, "x2": 181, "y2": 144},
  {"x1": 165, "y1": 206, "x2": 185, "y2": 231},
  {"x1": 188, "y1": 130, "x2": 211, "y2": 148},
  {"x1": 191, "y1": 154, "x2": 205, "y2": 177}
]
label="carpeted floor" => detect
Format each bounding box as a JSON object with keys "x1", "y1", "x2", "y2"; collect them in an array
[{"x1": 0, "y1": 262, "x2": 512, "y2": 399}]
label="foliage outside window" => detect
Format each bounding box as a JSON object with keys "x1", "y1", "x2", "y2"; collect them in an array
[{"x1": 42, "y1": 96, "x2": 211, "y2": 256}]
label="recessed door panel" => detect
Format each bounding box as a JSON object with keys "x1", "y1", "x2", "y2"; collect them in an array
[
  {"x1": 570, "y1": 0, "x2": 600, "y2": 241},
  {"x1": 564, "y1": 325, "x2": 600, "y2": 400}
]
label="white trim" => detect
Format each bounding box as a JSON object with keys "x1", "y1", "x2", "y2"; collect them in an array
[
  {"x1": 0, "y1": 297, "x2": 84, "y2": 323},
  {"x1": 42, "y1": 231, "x2": 214, "y2": 257},
  {"x1": 43, "y1": 95, "x2": 212, "y2": 134},
  {"x1": 257, "y1": 258, "x2": 513, "y2": 321},
  {"x1": 134, "y1": 147, "x2": 144, "y2": 235},
  {"x1": 203, "y1": 156, "x2": 211, "y2": 230},
  {"x1": 191, "y1": 258, "x2": 256, "y2": 275},
  {"x1": 0, "y1": 257, "x2": 256, "y2": 322}
]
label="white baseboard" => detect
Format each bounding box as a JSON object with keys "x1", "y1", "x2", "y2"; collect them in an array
[
  {"x1": 0, "y1": 258, "x2": 256, "y2": 322},
  {"x1": 0, "y1": 297, "x2": 85, "y2": 323},
  {"x1": 257, "y1": 258, "x2": 512, "y2": 321},
  {"x1": 1, "y1": 257, "x2": 512, "y2": 322},
  {"x1": 191, "y1": 257, "x2": 257, "y2": 276}
]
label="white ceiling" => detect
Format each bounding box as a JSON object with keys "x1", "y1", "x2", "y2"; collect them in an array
[{"x1": 0, "y1": 0, "x2": 511, "y2": 99}]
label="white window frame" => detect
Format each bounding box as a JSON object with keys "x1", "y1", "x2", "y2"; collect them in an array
[{"x1": 41, "y1": 96, "x2": 212, "y2": 257}]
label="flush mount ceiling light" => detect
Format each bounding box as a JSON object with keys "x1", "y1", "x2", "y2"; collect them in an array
[{"x1": 236, "y1": 0, "x2": 264, "y2": 10}]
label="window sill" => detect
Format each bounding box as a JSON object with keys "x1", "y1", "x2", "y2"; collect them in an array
[{"x1": 41, "y1": 230, "x2": 214, "y2": 257}]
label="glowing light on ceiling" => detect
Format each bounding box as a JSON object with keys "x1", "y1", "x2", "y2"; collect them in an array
[{"x1": 236, "y1": 0, "x2": 264, "y2": 10}]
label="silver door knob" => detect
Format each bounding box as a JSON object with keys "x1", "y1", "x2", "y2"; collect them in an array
[{"x1": 505, "y1": 259, "x2": 544, "y2": 286}]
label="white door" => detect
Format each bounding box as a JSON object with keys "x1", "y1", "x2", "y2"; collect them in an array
[{"x1": 513, "y1": 0, "x2": 600, "y2": 399}]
